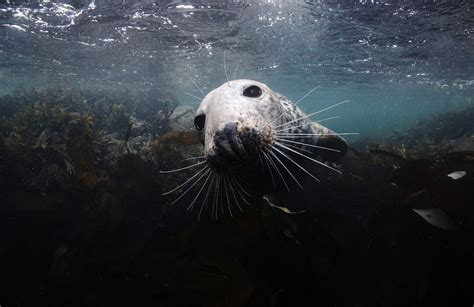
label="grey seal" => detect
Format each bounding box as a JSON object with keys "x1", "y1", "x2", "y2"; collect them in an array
[
  {"x1": 163, "y1": 79, "x2": 348, "y2": 219},
  {"x1": 194, "y1": 79, "x2": 347, "y2": 175}
]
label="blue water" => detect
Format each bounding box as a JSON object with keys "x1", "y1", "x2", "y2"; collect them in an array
[
  {"x1": 2, "y1": 2, "x2": 474, "y2": 306},
  {"x1": 1, "y1": 0, "x2": 473, "y2": 138}
]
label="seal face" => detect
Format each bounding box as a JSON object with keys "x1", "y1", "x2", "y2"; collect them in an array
[{"x1": 195, "y1": 79, "x2": 347, "y2": 175}]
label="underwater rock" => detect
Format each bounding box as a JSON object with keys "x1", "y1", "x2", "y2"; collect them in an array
[{"x1": 387, "y1": 104, "x2": 474, "y2": 158}]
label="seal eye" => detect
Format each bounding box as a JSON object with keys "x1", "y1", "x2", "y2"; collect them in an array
[
  {"x1": 243, "y1": 85, "x2": 262, "y2": 98},
  {"x1": 194, "y1": 114, "x2": 206, "y2": 131}
]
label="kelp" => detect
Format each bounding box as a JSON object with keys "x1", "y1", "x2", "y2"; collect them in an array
[
  {"x1": 0, "y1": 86, "x2": 473, "y2": 307},
  {"x1": 386, "y1": 104, "x2": 474, "y2": 158},
  {"x1": 0, "y1": 86, "x2": 180, "y2": 209}
]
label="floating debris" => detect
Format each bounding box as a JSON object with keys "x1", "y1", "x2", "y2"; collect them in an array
[
  {"x1": 447, "y1": 170, "x2": 467, "y2": 180},
  {"x1": 412, "y1": 208, "x2": 459, "y2": 230}
]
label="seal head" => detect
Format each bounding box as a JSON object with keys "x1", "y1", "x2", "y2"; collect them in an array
[{"x1": 194, "y1": 79, "x2": 347, "y2": 174}]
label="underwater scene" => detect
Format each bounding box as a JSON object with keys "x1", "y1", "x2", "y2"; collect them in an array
[{"x1": 0, "y1": 0, "x2": 473, "y2": 306}]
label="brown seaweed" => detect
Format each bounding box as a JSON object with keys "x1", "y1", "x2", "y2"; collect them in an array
[{"x1": 0, "y1": 86, "x2": 473, "y2": 307}]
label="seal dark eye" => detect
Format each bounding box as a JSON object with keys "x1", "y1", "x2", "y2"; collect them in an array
[
  {"x1": 243, "y1": 85, "x2": 262, "y2": 98},
  {"x1": 194, "y1": 114, "x2": 206, "y2": 131}
]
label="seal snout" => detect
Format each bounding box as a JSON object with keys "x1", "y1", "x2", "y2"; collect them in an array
[
  {"x1": 208, "y1": 121, "x2": 273, "y2": 171},
  {"x1": 212, "y1": 122, "x2": 246, "y2": 165}
]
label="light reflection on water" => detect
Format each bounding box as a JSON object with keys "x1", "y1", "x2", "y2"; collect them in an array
[{"x1": 0, "y1": 0, "x2": 473, "y2": 137}]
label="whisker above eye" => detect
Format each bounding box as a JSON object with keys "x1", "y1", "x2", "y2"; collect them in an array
[
  {"x1": 185, "y1": 73, "x2": 205, "y2": 98},
  {"x1": 232, "y1": 59, "x2": 243, "y2": 81},
  {"x1": 223, "y1": 50, "x2": 230, "y2": 84},
  {"x1": 294, "y1": 85, "x2": 321, "y2": 105},
  {"x1": 184, "y1": 92, "x2": 203, "y2": 101}
]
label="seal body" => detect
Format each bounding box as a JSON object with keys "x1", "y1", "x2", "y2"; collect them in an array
[{"x1": 194, "y1": 79, "x2": 347, "y2": 177}]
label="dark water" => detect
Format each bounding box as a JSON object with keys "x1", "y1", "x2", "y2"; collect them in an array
[{"x1": 1, "y1": 1, "x2": 474, "y2": 307}]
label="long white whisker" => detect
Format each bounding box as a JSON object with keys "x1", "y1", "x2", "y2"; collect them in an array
[
  {"x1": 275, "y1": 132, "x2": 360, "y2": 138},
  {"x1": 232, "y1": 59, "x2": 242, "y2": 80},
  {"x1": 275, "y1": 116, "x2": 341, "y2": 133},
  {"x1": 223, "y1": 50, "x2": 230, "y2": 84},
  {"x1": 226, "y1": 176, "x2": 243, "y2": 212},
  {"x1": 273, "y1": 146, "x2": 320, "y2": 182},
  {"x1": 219, "y1": 175, "x2": 224, "y2": 217},
  {"x1": 266, "y1": 85, "x2": 321, "y2": 128},
  {"x1": 269, "y1": 150, "x2": 304, "y2": 190},
  {"x1": 261, "y1": 151, "x2": 276, "y2": 188},
  {"x1": 198, "y1": 173, "x2": 216, "y2": 222},
  {"x1": 160, "y1": 160, "x2": 207, "y2": 174},
  {"x1": 223, "y1": 175, "x2": 233, "y2": 217},
  {"x1": 186, "y1": 169, "x2": 212, "y2": 211},
  {"x1": 179, "y1": 155, "x2": 206, "y2": 162},
  {"x1": 185, "y1": 73, "x2": 204, "y2": 97},
  {"x1": 213, "y1": 174, "x2": 220, "y2": 220},
  {"x1": 263, "y1": 150, "x2": 289, "y2": 191},
  {"x1": 184, "y1": 92, "x2": 202, "y2": 101},
  {"x1": 230, "y1": 178, "x2": 250, "y2": 205},
  {"x1": 171, "y1": 168, "x2": 211, "y2": 206},
  {"x1": 217, "y1": 174, "x2": 223, "y2": 219},
  {"x1": 275, "y1": 143, "x2": 342, "y2": 174},
  {"x1": 295, "y1": 85, "x2": 321, "y2": 105},
  {"x1": 315, "y1": 115, "x2": 341, "y2": 124},
  {"x1": 276, "y1": 138, "x2": 340, "y2": 152},
  {"x1": 276, "y1": 141, "x2": 314, "y2": 154},
  {"x1": 274, "y1": 100, "x2": 350, "y2": 129},
  {"x1": 233, "y1": 177, "x2": 251, "y2": 197},
  {"x1": 257, "y1": 152, "x2": 265, "y2": 171},
  {"x1": 162, "y1": 165, "x2": 208, "y2": 196}
]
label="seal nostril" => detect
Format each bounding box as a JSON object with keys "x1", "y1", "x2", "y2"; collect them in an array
[{"x1": 194, "y1": 114, "x2": 206, "y2": 131}]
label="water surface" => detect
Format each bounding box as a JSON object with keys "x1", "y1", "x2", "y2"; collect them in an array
[{"x1": 1, "y1": 0, "x2": 473, "y2": 138}]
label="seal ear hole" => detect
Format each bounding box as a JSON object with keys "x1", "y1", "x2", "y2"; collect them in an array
[
  {"x1": 243, "y1": 85, "x2": 262, "y2": 98},
  {"x1": 194, "y1": 114, "x2": 206, "y2": 131}
]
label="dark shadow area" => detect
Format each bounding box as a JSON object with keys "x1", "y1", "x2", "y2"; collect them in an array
[{"x1": 0, "y1": 88, "x2": 473, "y2": 307}]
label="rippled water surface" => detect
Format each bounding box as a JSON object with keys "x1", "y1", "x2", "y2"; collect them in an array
[{"x1": 1, "y1": 0, "x2": 473, "y2": 137}]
